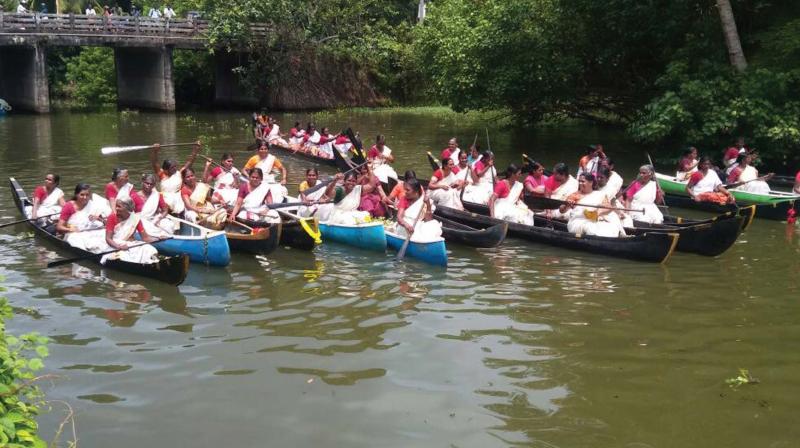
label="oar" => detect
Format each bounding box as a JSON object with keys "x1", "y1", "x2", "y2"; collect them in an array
[
  {"x1": 523, "y1": 195, "x2": 643, "y2": 213},
  {"x1": 227, "y1": 219, "x2": 255, "y2": 232},
  {"x1": 427, "y1": 152, "x2": 441, "y2": 171},
  {"x1": 267, "y1": 200, "x2": 331, "y2": 210},
  {"x1": 0, "y1": 212, "x2": 60, "y2": 228},
  {"x1": 724, "y1": 174, "x2": 772, "y2": 190},
  {"x1": 101, "y1": 142, "x2": 197, "y2": 156},
  {"x1": 486, "y1": 128, "x2": 496, "y2": 187},
  {"x1": 302, "y1": 160, "x2": 370, "y2": 196},
  {"x1": 47, "y1": 237, "x2": 173, "y2": 268},
  {"x1": 277, "y1": 209, "x2": 322, "y2": 243},
  {"x1": 397, "y1": 192, "x2": 428, "y2": 261}
]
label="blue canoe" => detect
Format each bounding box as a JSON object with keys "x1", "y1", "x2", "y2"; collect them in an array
[
  {"x1": 385, "y1": 229, "x2": 448, "y2": 267},
  {"x1": 138, "y1": 216, "x2": 231, "y2": 266},
  {"x1": 319, "y1": 221, "x2": 386, "y2": 252}
]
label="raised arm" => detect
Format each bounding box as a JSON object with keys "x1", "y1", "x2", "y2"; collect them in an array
[
  {"x1": 150, "y1": 144, "x2": 161, "y2": 176},
  {"x1": 180, "y1": 141, "x2": 201, "y2": 173}
]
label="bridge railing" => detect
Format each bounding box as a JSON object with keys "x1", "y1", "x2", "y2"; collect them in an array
[{"x1": 0, "y1": 13, "x2": 269, "y2": 41}]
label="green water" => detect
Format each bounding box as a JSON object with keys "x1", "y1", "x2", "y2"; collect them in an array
[{"x1": 0, "y1": 110, "x2": 799, "y2": 447}]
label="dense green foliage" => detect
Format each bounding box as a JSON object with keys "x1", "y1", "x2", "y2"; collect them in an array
[
  {"x1": 0, "y1": 289, "x2": 49, "y2": 448},
  {"x1": 61, "y1": 47, "x2": 117, "y2": 107}
]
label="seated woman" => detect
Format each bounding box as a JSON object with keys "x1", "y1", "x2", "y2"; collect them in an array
[
  {"x1": 265, "y1": 117, "x2": 289, "y2": 148},
  {"x1": 461, "y1": 150, "x2": 497, "y2": 205},
  {"x1": 317, "y1": 172, "x2": 374, "y2": 225},
  {"x1": 544, "y1": 162, "x2": 579, "y2": 219},
  {"x1": 302, "y1": 122, "x2": 322, "y2": 155},
  {"x1": 489, "y1": 164, "x2": 533, "y2": 225},
  {"x1": 676, "y1": 146, "x2": 699, "y2": 181},
  {"x1": 386, "y1": 170, "x2": 417, "y2": 209},
  {"x1": 333, "y1": 130, "x2": 353, "y2": 157},
  {"x1": 357, "y1": 165, "x2": 389, "y2": 218},
  {"x1": 180, "y1": 168, "x2": 227, "y2": 228},
  {"x1": 687, "y1": 156, "x2": 735, "y2": 205},
  {"x1": 56, "y1": 183, "x2": 111, "y2": 252},
  {"x1": 726, "y1": 153, "x2": 773, "y2": 195},
  {"x1": 105, "y1": 167, "x2": 134, "y2": 212},
  {"x1": 297, "y1": 168, "x2": 326, "y2": 217},
  {"x1": 559, "y1": 174, "x2": 625, "y2": 237},
  {"x1": 29, "y1": 173, "x2": 65, "y2": 221},
  {"x1": 288, "y1": 121, "x2": 306, "y2": 149},
  {"x1": 150, "y1": 141, "x2": 201, "y2": 214},
  {"x1": 229, "y1": 168, "x2": 281, "y2": 223},
  {"x1": 203, "y1": 153, "x2": 242, "y2": 207},
  {"x1": 429, "y1": 158, "x2": 465, "y2": 209},
  {"x1": 368, "y1": 134, "x2": 398, "y2": 183},
  {"x1": 100, "y1": 196, "x2": 160, "y2": 265},
  {"x1": 133, "y1": 173, "x2": 173, "y2": 237},
  {"x1": 621, "y1": 164, "x2": 664, "y2": 225},
  {"x1": 523, "y1": 161, "x2": 548, "y2": 197},
  {"x1": 391, "y1": 178, "x2": 442, "y2": 242}
]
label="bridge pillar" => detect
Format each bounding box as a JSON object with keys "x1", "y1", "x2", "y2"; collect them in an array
[
  {"x1": 214, "y1": 52, "x2": 259, "y2": 108},
  {"x1": 0, "y1": 44, "x2": 50, "y2": 113},
  {"x1": 114, "y1": 46, "x2": 175, "y2": 111}
]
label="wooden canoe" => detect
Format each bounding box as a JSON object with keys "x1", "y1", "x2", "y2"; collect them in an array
[
  {"x1": 662, "y1": 192, "x2": 796, "y2": 221},
  {"x1": 434, "y1": 213, "x2": 508, "y2": 248},
  {"x1": 237, "y1": 213, "x2": 319, "y2": 251},
  {"x1": 9, "y1": 178, "x2": 189, "y2": 286},
  {"x1": 437, "y1": 204, "x2": 679, "y2": 263},
  {"x1": 224, "y1": 221, "x2": 282, "y2": 255}
]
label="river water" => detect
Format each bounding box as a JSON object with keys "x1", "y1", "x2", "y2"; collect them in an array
[{"x1": 1, "y1": 110, "x2": 799, "y2": 447}]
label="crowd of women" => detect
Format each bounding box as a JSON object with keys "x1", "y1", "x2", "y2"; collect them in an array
[{"x1": 25, "y1": 129, "x2": 800, "y2": 264}]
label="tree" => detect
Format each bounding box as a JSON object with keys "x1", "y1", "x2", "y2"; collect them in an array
[{"x1": 717, "y1": 0, "x2": 748, "y2": 72}]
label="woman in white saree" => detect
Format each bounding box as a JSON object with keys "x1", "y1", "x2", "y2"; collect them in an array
[
  {"x1": 392, "y1": 178, "x2": 442, "y2": 243},
  {"x1": 229, "y1": 168, "x2": 281, "y2": 223},
  {"x1": 559, "y1": 174, "x2": 626, "y2": 237},
  {"x1": 318, "y1": 172, "x2": 373, "y2": 225},
  {"x1": 100, "y1": 196, "x2": 160, "y2": 265},
  {"x1": 149, "y1": 142, "x2": 201, "y2": 214},
  {"x1": 489, "y1": 164, "x2": 534, "y2": 225},
  {"x1": 622, "y1": 165, "x2": 664, "y2": 226},
  {"x1": 56, "y1": 183, "x2": 112, "y2": 252},
  {"x1": 428, "y1": 157, "x2": 465, "y2": 210},
  {"x1": 135, "y1": 173, "x2": 174, "y2": 237},
  {"x1": 28, "y1": 173, "x2": 65, "y2": 221}
]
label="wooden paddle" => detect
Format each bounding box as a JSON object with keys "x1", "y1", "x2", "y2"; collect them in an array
[
  {"x1": 0, "y1": 212, "x2": 60, "y2": 228},
  {"x1": 101, "y1": 142, "x2": 197, "y2": 156},
  {"x1": 277, "y1": 209, "x2": 322, "y2": 243},
  {"x1": 523, "y1": 195, "x2": 644, "y2": 213},
  {"x1": 724, "y1": 174, "x2": 772, "y2": 190},
  {"x1": 397, "y1": 191, "x2": 428, "y2": 261},
  {"x1": 47, "y1": 237, "x2": 173, "y2": 268}
]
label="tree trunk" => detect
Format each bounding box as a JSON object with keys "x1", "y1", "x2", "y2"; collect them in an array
[{"x1": 717, "y1": 0, "x2": 747, "y2": 72}]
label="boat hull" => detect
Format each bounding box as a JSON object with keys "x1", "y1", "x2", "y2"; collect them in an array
[
  {"x1": 145, "y1": 220, "x2": 230, "y2": 266},
  {"x1": 656, "y1": 172, "x2": 800, "y2": 205},
  {"x1": 225, "y1": 222, "x2": 282, "y2": 255},
  {"x1": 319, "y1": 221, "x2": 387, "y2": 252},
  {"x1": 385, "y1": 231, "x2": 448, "y2": 266},
  {"x1": 662, "y1": 193, "x2": 796, "y2": 221},
  {"x1": 436, "y1": 214, "x2": 508, "y2": 248},
  {"x1": 238, "y1": 215, "x2": 318, "y2": 251},
  {"x1": 9, "y1": 178, "x2": 189, "y2": 285},
  {"x1": 439, "y1": 204, "x2": 678, "y2": 263}
]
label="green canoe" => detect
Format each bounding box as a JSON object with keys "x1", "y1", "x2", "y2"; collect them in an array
[{"x1": 655, "y1": 173, "x2": 800, "y2": 205}]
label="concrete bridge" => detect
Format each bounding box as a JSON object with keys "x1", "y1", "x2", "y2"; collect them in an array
[{"x1": 0, "y1": 13, "x2": 265, "y2": 112}]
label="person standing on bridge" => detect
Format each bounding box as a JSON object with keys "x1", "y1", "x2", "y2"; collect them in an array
[
  {"x1": 17, "y1": 0, "x2": 28, "y2": 13},
  {"x1": 163, "y1": 5, "x2": 175, "y2": 19},
  {"x1": 85, "y1": 4, "x2": 96, "y2": 15}
]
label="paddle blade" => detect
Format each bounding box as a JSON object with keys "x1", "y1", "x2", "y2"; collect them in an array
[{"x1": 101, "y1": 144, "x2": 154, "y2": 155}]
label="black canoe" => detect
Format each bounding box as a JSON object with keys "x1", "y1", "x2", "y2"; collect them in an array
[
  {"x1": 437, "y1": 204, "x2": 679, "y2": 263},
  {"x1": 435, "y1": 214, "x2": 508, "y2": 248},
  {"x1": 237, "y1": 213, "x2": 318, "y2": 251},
  {"x1": 523, "y1": 194, "x2": 750, "y2": 256},
  {"x1": 9, "y1": 178, "x2": 189, "y2": 286},
  {"x1": 224, "y1": 221, "x2": 282, "y2": 255},
  {"x1": 663, "y1": 193, "x2": 797, "y2": 221}
]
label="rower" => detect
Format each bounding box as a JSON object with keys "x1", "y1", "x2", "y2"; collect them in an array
[
  {"x1": 317, "y1": 171, "x2": 374, "y2": 224},
  {"x1": 303, "y1": 122, "x2": 322, "y2": 155},
  {"x1": 57, "y1": 183, "x2": 110, "y2": 252},
  {"x1": 523, "y1": 160, "x2": 548, "y2": 197},
  {"x1": 105, "y1": 167, "x2": 134, "y2": 212},
  {"x1": 489, "y1": 164, "x2": 533, "y2": 225},
  {"x1": 726, "y1": 152, "x2": 773, "y2": 194},
  {"x1": 29, "y1": 173, "x2": 65, "y2": 221},
  {"x1": 544, "y1": 163, "x2": 579, "y2": 218},
  {"x1": 288, "y1": 121, "x2": 306, "y2": 149},
  {"x1": 358, "y1": 164, "x2": 390, "y2": 218},
  {"x1": 559, "y1": 173, "x2": 625, "y2": 237},
  {"x1": 368, "y1": 134, "x2": 398, "y2": 183},
  {"x1": 204, "y1": 152, "x2": 242, "y2": 207},
  {"x1": 150, "y1": 141, "x2": 201, "y2": 214},
  {"x1": 676, "y1": 146, "x2": 699, "y2": 181},
  {"x1": 229, "y1": 168, "x2": 281, "y2": 223},
  {"x1": 180, "y1": 167, "x2": 227, "y2": 228},
  {"x1": 133, "y1": 173, "x2": 172, "y2": 237},
  {"x1": 461, "y1": 150, "x2": 496, "y2": 205},
  {"x1": 440, "y1": 138, "x2": 460, "y2": 165},
  {"x1": 297, "y1": 168, "x2": 326, "y2": 217},
  {"x1": 265, "y1": 117, "x2": 289, "y2": 148},
  {"x1": 621, "y1": 164, "x2": 664, "y2": 226},
  {"x1": 243, "y1": 142, "x2": 288, "y2": 192},
  {"x1": 723, "y1": 137, "x2": 748, "y2": 175},
  {"x1": 387, "y1": 170, "x2": 417, "y2": 208},
  {"x1": 316, "y1": 127, "x2": 336, "y2": 159},
  {"x1": 394, "y1": 178, "x2": 442, "y2": 242},
  {"x1": 599, "y1": 159, "x2": 623, "y2": 197},
  {"x1": 333, "y1": 130, "x2": 353, "y2": 157},
  {"x1": 577, "y1": 144, "x2": 605, "y2": 176},
  {"x1": 467, "y1": 142, "x2": 481, "y2": 166},
  {"x1": 595, "y1": 166, "x2": 617, "y2": 202},
  {"x1": 686, "y1": 156, "x2": 736, "y2": 205},
  {"x1": 102, "y1": 196, "x2": 160, "y2": 265},
  {"x1": 429, "y1": 158, "x2": 464, "y2": 209}
]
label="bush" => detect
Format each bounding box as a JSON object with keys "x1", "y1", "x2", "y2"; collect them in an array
[
  {"x1": 0, "y1": 289, "x2": 49, "y2": 448},
  {"x1": 63, "y1": 47, "x2": 117, "y2": 107}
]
